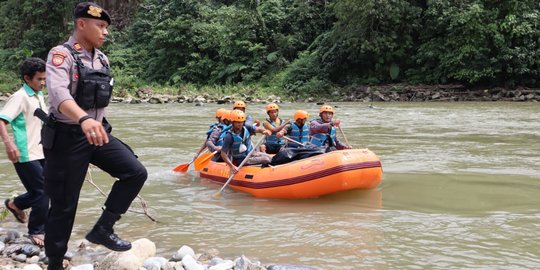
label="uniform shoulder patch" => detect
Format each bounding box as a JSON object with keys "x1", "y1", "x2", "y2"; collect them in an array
[
  {"x1": 51, "y1": 51, "x2": 67, "y2": 66},
  {"x1": 74, "y1": 43, "x2": 82, "y2": 51}
]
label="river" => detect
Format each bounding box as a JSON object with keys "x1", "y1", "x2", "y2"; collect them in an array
[{"x1": 1, "y1": 102, "x2": 539, "y2": 269}]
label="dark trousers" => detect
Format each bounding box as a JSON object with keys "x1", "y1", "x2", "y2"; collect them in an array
[
  {"x1": 43, "y1": 124, "x2": 147, "y2": 259},
  {"x1": 13, "y1": 159, "x2": 48, "y2": 235}
]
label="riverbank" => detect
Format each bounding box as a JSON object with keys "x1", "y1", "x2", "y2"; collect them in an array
[
  {"x1": 0, "y1": 227, "x2": 317, "y2": 270},
  {"x1": 1, "y1": 84, "x2": 539, "y2": 104}
]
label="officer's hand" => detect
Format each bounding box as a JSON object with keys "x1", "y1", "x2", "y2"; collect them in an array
[
  {"x1": 262, "y1": 130, "x2": 272, "y2": 136},
  {"x1": 276, "y1": 131, "x2": 284, "y2": 138},
  {"x1": 4, "y1": 141, "x2": 20, "y2": 163},
  {"x1": 81, "y1": 118, "x2": 109, "y2": 146},
  {"x1": 215, "y1": 146, "x2": 222, "y2": 152},
  {"x1": 333, "y1": 119, "x2": 341, "y2": 127},
  {"x1": 254, "y1": 120, "x2": 261, "y2": 127}
]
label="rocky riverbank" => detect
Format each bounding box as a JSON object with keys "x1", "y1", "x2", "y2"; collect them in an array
[
  {"x1": 1, "y1": 85, "x2": 538, "y2": 105},
  {"x1": 0, "y1": 228, "x2": 317, "y2": 270}
]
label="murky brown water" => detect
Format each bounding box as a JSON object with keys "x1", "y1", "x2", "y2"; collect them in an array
[{"x1": 1, "y1": 102, "x2": 539, "y2": 269}]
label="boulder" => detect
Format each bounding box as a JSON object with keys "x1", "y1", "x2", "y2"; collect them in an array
[
  {"x1": 181, "y1": 254, "x2": 204, "y2": 270},
  {"x1": 95, "y1": 238, "x2": 156, "y2": 270},
  {"x1": 171, "y1": 245, "x2": 195, "y2": 262}
]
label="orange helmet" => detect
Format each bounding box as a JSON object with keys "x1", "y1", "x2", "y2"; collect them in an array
[
  {"x1": 319, "y1": 105, "x2": 335, "y2": 114},
  {"x1": 229, "y1": 109, "x2": 246, "y2": 122},
  {"x1": 294, "y1": 110, "x2": 309, "y2": 121},
  {"x1": 221, "y1": 109, "x2": 232, "y2": 121},
  {"x1": 215, "y1": 108, "x2": 227, "y2": 118},
  {"x1": 233, "y1": 100, "x2": 246, "y2": 109},
  {"x1": 266, "y1": 103, "x2": 279, "y2": 112}
]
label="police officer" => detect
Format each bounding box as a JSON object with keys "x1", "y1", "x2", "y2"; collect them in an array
[{"x1": 43, "y1": 3, "x2": 147, "y2": 269}]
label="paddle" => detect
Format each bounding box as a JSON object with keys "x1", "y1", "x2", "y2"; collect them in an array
[
  {"x1": 173, "y1": 150, "x2": 205, "y2": 173},
  {"x1": 282, "y1": 136, "x2": 304, "y2": 147},
  {"x1": 173, "y1": 141, "x2": 207, "y2": 173},
  {"x1": 213, "y1": 135, "x2": 267, "y2": 198},
  {"x1": 337, "y1": 126, "x2": 352, "y2": 148},
  {"x1": 194, "y1": 151, "x2": 218, "y2": 171}
]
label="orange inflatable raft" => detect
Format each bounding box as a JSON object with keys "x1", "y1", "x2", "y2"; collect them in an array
[{"x1": 199, "y1": 148, "x2": 383, "y2": 199}]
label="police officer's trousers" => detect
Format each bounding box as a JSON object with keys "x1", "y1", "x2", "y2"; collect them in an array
[{"x1": 43, "y1": 123, "x2": 147, "y2": 259}]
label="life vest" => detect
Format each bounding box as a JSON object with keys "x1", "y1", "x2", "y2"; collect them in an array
[
  {"x1": 64, "y1": 44, "x2": 113, "y2": 110},
  {"x1": 265, "y1": 118, "x2": 285, "y2": 146},
  {"x1": 309, "y1": 119, "x2": 336, "y2": 147},
  {"x1": 228, "y1": 126, "x2": 253, "y2": 162},
  {"x1": 216, "y1": 124, "x2": 232, "y2": 146},
  {"x1": 288, "y1": 123, "x2": 309, "y2": 148},
  {"x1": 206, "y1": 123, "x2": 219, "y2": 138}
]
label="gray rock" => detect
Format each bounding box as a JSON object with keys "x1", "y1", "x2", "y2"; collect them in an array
[
  {"x1": 130, "y1": 98, "x2": 142, "y2": 104},
  {"x1": 21, "y1": 244, "x2": 41, "y2": 257},
  {"x1": 267, "y1": 265, "x2": 318, "y2": 270},
  {"x1": 7, "y1": 229, "x2": 21, "y2": 241},
  {"x1": 70, "y1": 264, "x2": 94, "y2": 270},
  {"x1": 181, "y1": 255, "x2": 204, "y2": 270},
  {"x1": 22, "y1": 264, "x2": 43, "y2": 270},
  {"x1": 172, "y1": 245, "x2": 195, "y2": 261},
  {"x1": 4, "y1": 243, "x2": 23, "y2": 255},
  {"x1": 148, "y1": 97, "x2": 164, "y2": 104},
  {"x1": 143, "y1": 257, "x2": 168, "y2": 270},
  {"x1": 14, "y1": 253, "x2": 27, "y2": 262},
  {"x1": 208, "y1": 257, "x2": 225, "y2": 267},
  {"x1": 233, "y1": 255, "x2": 264, "y2": 270},
  {"x1": 0, "y1": 241, "x2": 5, "y2": 253}
]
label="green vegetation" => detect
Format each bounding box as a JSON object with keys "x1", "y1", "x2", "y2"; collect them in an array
[{"x1": 1, "y1": 0, "x2": 539, "y2": 96}]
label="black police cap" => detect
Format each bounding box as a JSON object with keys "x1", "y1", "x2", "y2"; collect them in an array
[{"x1": 73, "y1": 2, "x2": 111, "y2": 25}]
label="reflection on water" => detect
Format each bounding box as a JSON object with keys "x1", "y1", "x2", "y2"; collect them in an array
[{"x1": 1, "y1": 102, "x2": 540, "y2": 269}]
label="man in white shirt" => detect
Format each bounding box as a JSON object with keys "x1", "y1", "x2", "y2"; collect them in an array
[{"x1": 0, "y1": 57, "x2": 48, "y2": 247}]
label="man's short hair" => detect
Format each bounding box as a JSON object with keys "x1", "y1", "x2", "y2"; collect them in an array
[{"x1": 19, "y1": 58, "x2": 46, "y2": 80}]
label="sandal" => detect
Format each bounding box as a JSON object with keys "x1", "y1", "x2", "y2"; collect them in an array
[
  {"x1": 4, "y1": 199, "x2": 27, "y2": 223},
  {"x1": 26, "y1": 234, "x2": 45, "y2": 247}
]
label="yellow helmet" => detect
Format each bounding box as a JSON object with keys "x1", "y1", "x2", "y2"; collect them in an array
[
  {"x1": 266, "y1": 103, "x2": 279, "y2": 112},
  {"x1": 319, "y1": 105, "x2": 335, "y2": 114},
  {"x1": 233, "y1": 100, "x2": 246, "y2": 109},
  {"x1": 221, "y1": 109, "x2": 232, "y2": 121},
  {"x1": 229, "y1": 109, "x2": 246, "y2": 122},
  {"x1": 294, "y1": 110, "x2": 309, "y2": 121},
  {"x1": 215, "y1": 108, "x2": 227, "y2": 118}
]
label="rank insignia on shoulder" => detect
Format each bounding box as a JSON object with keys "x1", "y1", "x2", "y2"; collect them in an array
[
  {"x1": 51, "y1": 51, "x2": 67, "y2": 66},
  {"x1": 74, "y1": 43, "x2": 82, "y2": 51}
]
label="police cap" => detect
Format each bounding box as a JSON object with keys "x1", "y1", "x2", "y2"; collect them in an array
[{"x1": 73, "y1": 2, "x2": 111, "y2": 25}]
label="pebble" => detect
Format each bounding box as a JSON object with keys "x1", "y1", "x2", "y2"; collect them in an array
[{"x1": 0, "y1": 228, "x2": 319, "y2": 270}]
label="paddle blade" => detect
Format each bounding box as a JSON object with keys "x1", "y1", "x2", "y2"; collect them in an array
[
  {"x1": 173, "y1": 163, "x2": 189, "y2": 173},
  {"x1": 194, "y1": 151, "x2": 216, "y2": 171},
  {"x1": 212, "y1": 190, "x2": 222, "y2": 198}
]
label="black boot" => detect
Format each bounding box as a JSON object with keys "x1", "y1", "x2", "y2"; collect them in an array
[
  {"x1": 46, "y1": 257, "x2": 64, "y2": 270},
  {"x1": 85, "y1": 209, "x2": 132, "y2": 251}
]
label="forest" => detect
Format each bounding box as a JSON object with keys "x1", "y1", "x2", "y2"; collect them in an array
[{"x1": 0, "y1": 0, "x2": 539, "y2": 98}]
